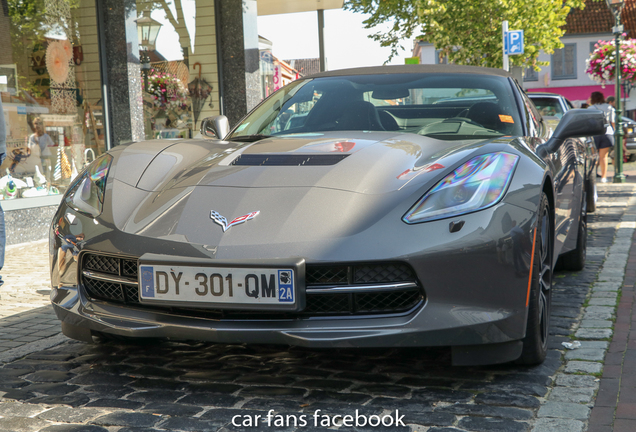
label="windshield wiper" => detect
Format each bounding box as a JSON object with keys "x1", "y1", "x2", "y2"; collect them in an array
[{"x1": 228, "y1": 134, "x2": 274, "y2": 142}]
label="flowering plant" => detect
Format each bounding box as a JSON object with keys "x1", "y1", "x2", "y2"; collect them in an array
[
  {"x1": 586, "y1": 38, "x2": 636, "y2": 84},
  {"x1": 146, "y1": 71, "x2": 189, "y2": 112}
]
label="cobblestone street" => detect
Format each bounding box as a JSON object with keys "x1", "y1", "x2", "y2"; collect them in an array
[{"x1": 0, "y1": 185, "x2": 633, "y2": 432}]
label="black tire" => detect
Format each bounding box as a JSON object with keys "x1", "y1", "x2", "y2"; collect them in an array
[
  {"x1": 557, "y1": 207, "x2": 587, "y2": 271},
  {"x1": 586, "y1": 172, "x2": 597, "y2": 213},
  {"x1": 516, "y1": 193, "x2": 553, "y2": 365}
]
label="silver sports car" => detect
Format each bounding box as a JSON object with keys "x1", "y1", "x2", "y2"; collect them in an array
[{"x1": 50, "y1": 65, "x2": 604, "y2": 366}]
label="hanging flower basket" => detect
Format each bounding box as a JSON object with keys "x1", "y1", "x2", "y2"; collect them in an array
[
  {"x1": 586, "y1": 38, "x2": 636, "y2": 84},
  {"x1": 146, "y1": 71, "x2": 189, "y2": 113}
]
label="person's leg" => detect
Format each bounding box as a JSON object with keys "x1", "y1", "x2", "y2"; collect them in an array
[
  {"x1": 599, "y1": 147, "x2": 610, "y2": 181},
  {"x1": 594, "y1": 136, "x2": 602, "y2": 177}
]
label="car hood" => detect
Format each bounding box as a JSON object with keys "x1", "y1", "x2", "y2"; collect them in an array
[
  {"x1": 114, "y1": 131, "x2": 510, "y2": 195},
  {"x1": 104, "y1": 132, "x2": 530, "y2": 250}
]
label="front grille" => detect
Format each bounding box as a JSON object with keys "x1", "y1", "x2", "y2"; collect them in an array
[
  {"x1": 84, "y1": 254, "x2": 119, "y2": 275},
  {"x1": 354, "y1": 263, "x2": 415, "y2": 284},
  {"x1": 80, "y1": 253, "x2": 424, "y2": 318},
  {"x1": 305, "y1": 263, "x2": 415, "y2": 286},
  {"x1": 306, "y1": 266, "x2": 348, "y2": 285},
  {"x1": 82, "y1": 254, "x2": 138, "y2": 304},
  {"x1": 84, "y1": 277, "x2": 125, "y2": 302}
]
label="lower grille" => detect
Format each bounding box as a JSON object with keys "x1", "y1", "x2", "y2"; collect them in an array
[
  {"x1": 84, "y1": 277, "x2": 125, "y2": 302},
  {"x1": 81, "y1": 253, "x2": 424, "y2": 318}
]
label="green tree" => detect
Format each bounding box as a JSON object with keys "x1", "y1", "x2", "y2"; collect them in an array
[{"x1": 345, "y1": 0, "x2": 586, "y2": 69}]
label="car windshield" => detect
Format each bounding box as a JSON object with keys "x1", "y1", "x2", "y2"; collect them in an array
[
  {"x1": 529, "y1": 96, "x2": 565, "y2": 119},
  {"x1": 229, "y1": 73, "x2": 523, "y2": 141}
]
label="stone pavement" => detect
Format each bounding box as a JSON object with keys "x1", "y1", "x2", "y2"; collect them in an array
[
  {"x1": 0, "y1": 240, "x2": 64, "y2": 363},
  {"x1": 0, "y1": 185, "x2": 634, "y2": 431}
]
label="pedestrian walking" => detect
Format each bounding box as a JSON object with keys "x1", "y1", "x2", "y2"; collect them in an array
[
  {"x1": 606, "y1": 96, "x2": 631, "y2": 165},
  {"x1": 589, "y1": 91, "x2": 615, "y2": 183}
]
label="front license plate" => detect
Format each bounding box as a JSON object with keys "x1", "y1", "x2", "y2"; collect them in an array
[{"x1": 138, "y1": 264, "x2": 296, "y2": 308}]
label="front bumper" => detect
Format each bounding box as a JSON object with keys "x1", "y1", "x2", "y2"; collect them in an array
[
  {"x1": 52, "y1": 283, "x2": 525, "y2": 349},
  {"x1": 50, "y1": 200, "x2": 538, "y2": 352}
]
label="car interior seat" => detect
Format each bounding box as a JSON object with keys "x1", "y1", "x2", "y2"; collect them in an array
[
  {"x1": 334, "y1": 100, "x2": 385, "y2": 131},
  {"x1": 378, "y1": 110, "x2": 401, "y2": 131}
]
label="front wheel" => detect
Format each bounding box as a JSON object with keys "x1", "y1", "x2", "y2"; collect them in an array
[{"x1": 516, "y1": 193, "x2": 553, "y2": 365}]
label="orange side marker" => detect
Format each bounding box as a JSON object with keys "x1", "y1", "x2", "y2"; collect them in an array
[{"x1": 526, "y1": 227, "x2": 538, "y2": 307}]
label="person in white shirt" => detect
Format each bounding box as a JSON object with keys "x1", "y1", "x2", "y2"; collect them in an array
[
  {"x1": 589, "y1": 91, "x2": 615, "y2": 183},
  {"x1": 28, "y1": 117, "x2": 54, "y2": 177}
]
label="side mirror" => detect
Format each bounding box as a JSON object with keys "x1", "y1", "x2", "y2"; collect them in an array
[
  {"x1": 540, "y1": 109, "x2": 605, "y2": 155},
  {"x1": 200, "y1": 115, "x2": 230, "y2": 139}
]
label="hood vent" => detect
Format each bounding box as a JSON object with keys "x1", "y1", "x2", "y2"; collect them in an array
[{"x1": 231, "y1": 154, "x2": 349, "y2": 166}]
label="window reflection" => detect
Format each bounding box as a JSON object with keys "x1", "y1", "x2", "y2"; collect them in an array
[
  {"x1": 0, "y1": 0, "x2": 104, "y2": 200},
  {"x1": 135, "y1": 0, "x2": 217, "y2": 140}
]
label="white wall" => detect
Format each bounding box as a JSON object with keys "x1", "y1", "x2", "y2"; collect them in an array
[{"x1": 415, "y1": 42, "x2": 438, "y2": 65}]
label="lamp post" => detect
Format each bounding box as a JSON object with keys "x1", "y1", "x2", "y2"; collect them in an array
[
  {"x1": 606, "y1": 0, "x2": 626, "y2": 183},
  {"x1": 135, "y1": 10, "x2": 162, "y2": 92}
]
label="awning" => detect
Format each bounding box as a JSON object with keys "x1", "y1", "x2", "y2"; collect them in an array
[{"x1": 257, "y1": 0, "x2": 344, "y2": 16}]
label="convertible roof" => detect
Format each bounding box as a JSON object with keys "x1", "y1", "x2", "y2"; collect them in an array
[{"x1": 307, "y1": 64, "x2": 512, "y2": 79}]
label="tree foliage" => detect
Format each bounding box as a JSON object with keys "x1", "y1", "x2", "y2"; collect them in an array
[{"x1": 344, "y1": 0, "x2": 586, "y2": 69}]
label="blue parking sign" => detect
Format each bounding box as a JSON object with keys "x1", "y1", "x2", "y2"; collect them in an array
[{"x1": 506, "y1": 30, "x2": 524, "y2": 55}]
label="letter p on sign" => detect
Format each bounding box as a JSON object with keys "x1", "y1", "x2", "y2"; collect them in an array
[{"x1": 506, "y1": 30, "x2": 524, "y2": 55}]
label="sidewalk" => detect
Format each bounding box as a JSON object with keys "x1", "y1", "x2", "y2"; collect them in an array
[
  {"x1": 587, "y1": 232, "x2": 636, "y2": 432},
  {"x1": 0, "y1": 240, "x2": 63, "y2": 362},
  {"x1": 587, "y1": 171, "x2": 636, "y2": 431}
]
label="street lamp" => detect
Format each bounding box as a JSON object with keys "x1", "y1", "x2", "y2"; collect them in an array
[
  {"x1": 135, "y1": 10, "x2": 162, "y2": 92},
  {"x1": 606, "y1": 0, "x2": 626, "y2": 183}
]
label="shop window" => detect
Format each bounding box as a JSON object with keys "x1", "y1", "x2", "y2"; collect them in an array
[
  {"x1": 1, "y1": 0, "x2": 105, "y2": 201},
  {"x1": 552, "y1": 44, "x2": 577, "y2": 80},
  {"x1": 130, "y1": 0, "x2": 219, "y2": 140}
]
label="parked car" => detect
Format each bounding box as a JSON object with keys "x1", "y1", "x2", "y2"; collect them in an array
[
  {"x1": 528, "y1": 92, "x2": 599, "y2": 212},
  {"x1": 50, "y1": 65, "x2": 604, "y2": 366},
  {"x1": 527, "y1": 91, "x2": 573, "y2": 119},
  {"x1": 528, "y1": 90, "x2": 635, "y2": 152},
  {"x1": 621, "y1": 116, "x2": 636, "y2": 151}
]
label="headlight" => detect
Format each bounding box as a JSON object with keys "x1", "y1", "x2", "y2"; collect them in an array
[
  {"x1": 65, "y1": 154, "x2": 113, "y2": 217},
  {"x1": 403, "y1": 152, "x2": 519, "y2": 224}
]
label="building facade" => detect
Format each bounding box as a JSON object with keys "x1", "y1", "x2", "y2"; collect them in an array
[
  {"x1": 411, "y1": 0, "x2": 636, "y2": 109},
  {"x1": 522, "y1": 0, "x2": 636, "y2": 109}
]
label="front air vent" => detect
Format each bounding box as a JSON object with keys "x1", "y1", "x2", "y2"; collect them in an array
[
  {"x1": 231, "y1": 154, "x2": 349, "y2": 166},
  {"x1": 80, "y1": 253, "x2": 424, "y2": 319}
]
